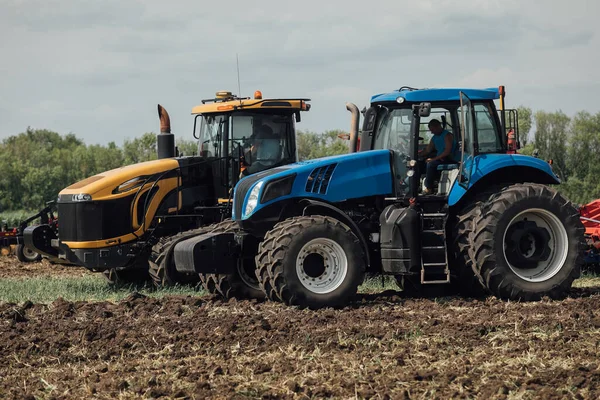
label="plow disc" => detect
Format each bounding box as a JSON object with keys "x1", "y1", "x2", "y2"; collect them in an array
[{"x1": 580, "y1": 200, "x2": 600, "y2": 267}]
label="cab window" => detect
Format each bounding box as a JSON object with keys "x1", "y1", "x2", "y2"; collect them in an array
[{"x1": 474, "y1": 103, "x2": 503, "y2": 153}]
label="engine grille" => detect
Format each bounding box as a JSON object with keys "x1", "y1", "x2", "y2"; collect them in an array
[
  {"x1": 305, "y1": 164, "x2": 337, "y2": 194},
  {"x1": 58, "y1": 194, "x2": 133, "y2": 242}
]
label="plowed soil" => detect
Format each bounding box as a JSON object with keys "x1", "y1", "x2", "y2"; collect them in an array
[
  {"x1": 2, "y1": 256, "x2": 600, "y2": 399},
  {"x1": 0, "y1": 257, "x2": 90, "y2": 278}
]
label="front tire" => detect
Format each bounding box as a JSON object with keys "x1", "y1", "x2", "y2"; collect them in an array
[
  {"x1": 469, "y1": 183, "x2": 585, "y2": 300},
  {"x1": 257, "y1": 216, "x2": 366, "y2": 309},
  {"x1": 15, "y1": 244, "x2": 42, "y2": 262}
]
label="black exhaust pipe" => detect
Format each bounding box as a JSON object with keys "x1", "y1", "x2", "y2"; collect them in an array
[{"x1": 157, "y1": 104, "x2": 175, "y2": 159}]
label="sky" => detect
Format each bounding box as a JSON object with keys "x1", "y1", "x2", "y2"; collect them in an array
[{"x1": 1, "y1": 0, "x2": 598, "y2": 145}]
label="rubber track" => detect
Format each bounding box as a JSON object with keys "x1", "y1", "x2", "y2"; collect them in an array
[
  {"x1": 148, "y1": 220, "x2": 236, "y2": 288},
  {"x1": 468, "y1": 183, "x2": 585, "y2": 300},
  {"x1": 256, "y1": 215, "x2": 364, "y2": 307}
]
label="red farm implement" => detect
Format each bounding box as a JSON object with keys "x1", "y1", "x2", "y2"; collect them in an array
[{"x1": 580, "y1": 200, "x2": 600, "y2": 267}]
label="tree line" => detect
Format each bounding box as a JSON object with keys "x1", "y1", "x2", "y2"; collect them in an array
[
  {"x1": 0, "y1": 128, "x2": 349, "y2": 213},
  {"x1": 0, "y1": 108, "x2": 599, "y2": 215}
]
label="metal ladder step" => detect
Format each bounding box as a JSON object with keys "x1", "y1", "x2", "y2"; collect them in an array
[{"x1": 420, "y1": 210, "x2": 450, "y2": 285}]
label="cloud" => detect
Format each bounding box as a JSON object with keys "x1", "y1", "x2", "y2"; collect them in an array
[{"x1": 0, "y1": 0, "x2": 598, "y2": 144}]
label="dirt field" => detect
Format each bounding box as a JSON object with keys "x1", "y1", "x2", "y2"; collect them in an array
[
  {"x1": 0, "y1": 256, "x2": 91, "y2": 279},
  {"x1": 2, "y1": 257, "x2": 600, "y2": 399}
]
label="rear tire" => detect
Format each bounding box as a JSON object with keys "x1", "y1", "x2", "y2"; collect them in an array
[
  {"x1": 16, "y1": 244, "x2": 42, "y2": 262},
  {"x1": 257, "y1": 216, "x2": 365, "y2": 309},
  {"x1": 451, "y1": 188, "x2": 501, "y2": 298},
  {"x1": 469, "y1": 183, "x2": 585, "y2": 300}
]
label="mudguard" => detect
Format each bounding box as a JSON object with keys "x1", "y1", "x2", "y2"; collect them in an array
[{"x1": 448, "y1": 154, "x2": 560, "y2": 206}]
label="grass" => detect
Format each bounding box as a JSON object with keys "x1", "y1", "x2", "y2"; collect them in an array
[
  {"x1": 0, "y1": 271, "x2": 598, "y2": 304},
  {"x1": 0, "y1": 275, "x2": 205, "y2": 304}
]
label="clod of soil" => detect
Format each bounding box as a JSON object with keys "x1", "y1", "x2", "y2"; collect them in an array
[{"x1": 2, "y1": 287, "x2": 600, "y2": 398}]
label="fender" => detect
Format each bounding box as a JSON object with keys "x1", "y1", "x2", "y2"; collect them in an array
[
  {"x1": 448, "y1": 154, "x2": 559, "y2": 206},
  {"x1": 299, "y1": 199, "x2": 371, "y2": 267}
]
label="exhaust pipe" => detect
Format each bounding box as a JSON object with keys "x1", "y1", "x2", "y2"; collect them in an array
[
  {"x1": 157, "y1": 104, "x2": 175, "y2": 159},
  {"x1": 346, "y1": 102, "x2": 360, "y2": 153}
]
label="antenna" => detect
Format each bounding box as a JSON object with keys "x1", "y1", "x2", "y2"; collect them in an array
[{"x1": 236, "y1": 53, "x2": 242, "y2": 99}]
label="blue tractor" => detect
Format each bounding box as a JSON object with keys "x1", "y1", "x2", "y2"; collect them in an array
[{"x1": 165, "y1": 86, "x2": 585, "y2": 308}]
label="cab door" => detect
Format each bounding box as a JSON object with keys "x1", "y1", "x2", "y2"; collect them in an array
[{"x1": 458, "y1": 92, "x2": 476, "y2": 187}]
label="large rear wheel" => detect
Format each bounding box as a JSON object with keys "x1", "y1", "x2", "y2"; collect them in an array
[
  {"x1": 469, "y1": 183, "x2": 584, "y2": 300},
  {"x1": 257, "y1": 216, "x2": 365, "y2": 309}
]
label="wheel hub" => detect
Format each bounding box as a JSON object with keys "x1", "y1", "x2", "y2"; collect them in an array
[
  {"x1": 502, "y1": 209, "x2": 568, "y2": 282},
  {"x1": 296, "y1": 238, "x2": 348, "y2": 294},
  {"x1": 505, "y1": 220, "x2": 551, "y2": 268}
]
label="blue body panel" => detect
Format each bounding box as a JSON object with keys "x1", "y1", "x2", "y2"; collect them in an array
[
  {"x1": 448, "y1": 154, "x2": 560, "y2": 206},
  {"x1": 371, "y1": 88, "x2": 500, "y2": 104},
  {"x1": 236, "y1": 150, "x2": 394, "y2": 220}
]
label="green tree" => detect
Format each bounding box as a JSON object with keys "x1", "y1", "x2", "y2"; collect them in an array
[
  {"x1": 123, "y1": 133, "x2": 157, "y2": 164},
  {"x1": 516, "y1": 106, "x2": 532, "y2": 146},
  {"x1": 176, "y1": 138, "x2": 198, "y2": 157},
  {"x1": 297, "y1": 130, "x2": 349, "y2": 161},
  {"x1": 533, "y1": 111, "x2": 570, "y2": 180}
]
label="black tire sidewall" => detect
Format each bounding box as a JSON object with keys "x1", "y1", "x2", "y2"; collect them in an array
[
  {"x1": 281, "y1": 221, "x2": 364, "y2": 308},
  {"x1": 16, "y1": 244, "x2": 41, "y2": 262},
  {"x1": 490, "y1": 191, "x2": 580, "y2": 295}
]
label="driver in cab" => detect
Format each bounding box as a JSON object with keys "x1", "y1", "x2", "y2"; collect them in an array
[
  {"x1": 241, "y1": 125, "x2": 282, "y2": 176},
  {"x1": 418, "y1": 119, "x2": 457, "y2": 194}
]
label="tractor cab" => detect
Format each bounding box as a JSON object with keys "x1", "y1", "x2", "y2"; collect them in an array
[
  {"x1": 191, "y1": 91, "x2": 311, "y2": 200},
  {"x1": 361, "y1": 87, "x2": 507, "y2": 199}
]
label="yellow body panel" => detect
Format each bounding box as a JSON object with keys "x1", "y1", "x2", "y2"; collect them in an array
[
  {"x1": 60, "y1": 159, "x2": 179, "y2": 198},
  {"x1": 60, "y1": 158, "x2": 181, "y2": 249},
  {"x1": 191, "y1": 98, "x2": 309, "y2": 115}
]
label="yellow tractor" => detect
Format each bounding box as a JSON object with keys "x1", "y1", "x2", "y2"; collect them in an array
[{"x1": 25, "y1": 91, "x2": 311, "y2": 286}]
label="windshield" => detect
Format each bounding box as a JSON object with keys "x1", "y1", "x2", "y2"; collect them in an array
[
  {"x1": 231, "y1": 112, "x2": 295, "y2": 175},
  {"x1": 199, "y1": 114, "x2": 226, "y2": 158},
  {"x1": 374, "y1": 108, "x2": 413, "y2": 195}
]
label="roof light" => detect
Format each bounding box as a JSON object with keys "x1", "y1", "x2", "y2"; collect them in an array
[
  {"x1": 254, "y1": 90, "x2": 263, "y2": 99},
  {"x1": 217, "y1": 105, "x2": 234, "y2": 111},
  {"x1": 396, "y1": 96, "x2": 405, "y2": 104},
  {"x1": 216, "y1": 91, "x2": 232, "y2": 99}
]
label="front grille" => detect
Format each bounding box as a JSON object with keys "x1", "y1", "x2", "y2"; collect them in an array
[
  {"x1": 234, "y1": 168, "x2": 286, "y2": 218},
  {"x1": 58, "y1": 194, "x2": 134, "y2": 242},
  {"x1": 305, "y1": 164, "x2": 337, "y2": 194}
]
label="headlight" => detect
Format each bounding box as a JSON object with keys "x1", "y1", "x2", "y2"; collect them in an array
[
  {"x1": 72, "y1": 193, "x2": 92, "y2": 202},
  {"x1": 260, "y1": 174, "x2": 296, "y2": 204},
  {"x1": 113, "y1": 176, "x2": 149, "y2": 194},
  {"x1": 243, "y1": 181, "x2": 264, "y2": 218}
]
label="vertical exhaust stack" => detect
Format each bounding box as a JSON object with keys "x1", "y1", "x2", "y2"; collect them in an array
[
  {"x1": 346, "y1": 102, "x2": 360, "y2": 153},
  {"x1": 157, "y1": 104, "x2": 175, "y2": 159}
]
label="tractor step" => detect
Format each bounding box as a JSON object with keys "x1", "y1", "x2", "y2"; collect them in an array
[{"x1": 420, "y1": 210, "x2": 450, "y2": 284}]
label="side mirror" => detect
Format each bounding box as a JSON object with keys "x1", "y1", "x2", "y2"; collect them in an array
[
  {"x1": 415, "y1": 102, "x2": 431, "y2": 117},
  {"x1": 295, "y1": 111, "x2": 301, "y2": 123}
]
